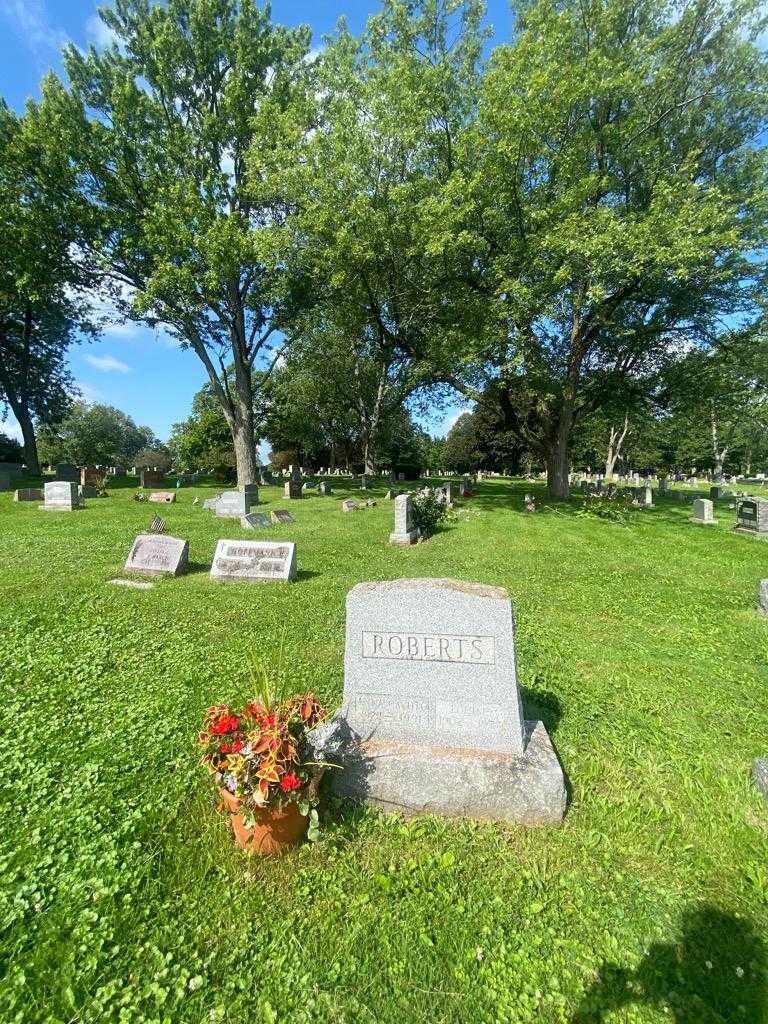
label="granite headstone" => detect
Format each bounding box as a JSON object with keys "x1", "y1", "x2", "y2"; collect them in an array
[
  {"x1": 210, "y1": 539, "x2": 297, "y2": 582},
  {"x1": 309, "y1": 578, "x2": 566, "y2": 824},
  {"x1": 124, "y1": 534, "x2": 189, "y2": 576}
]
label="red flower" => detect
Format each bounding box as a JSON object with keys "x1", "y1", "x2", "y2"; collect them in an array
[
  {"x1": 211, "y1": 714, "x2": 240, "y2": 735},
  {"x1": 231, "y1": 739, "x2": 244, "y2": 753},
  {"x1": 220, "y1": 743, "x2": 231, "y2": 754},
  {"x1": 280, "y1": 772, "x2": 302, "y2": 793}
]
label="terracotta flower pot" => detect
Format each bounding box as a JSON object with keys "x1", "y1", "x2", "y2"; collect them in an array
[{"x1": 218, "y1": 787, "x2": 308, "y2": 855}]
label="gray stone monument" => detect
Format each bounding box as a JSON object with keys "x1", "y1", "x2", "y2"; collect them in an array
[
  {"x1": 309, "y1": 578, "x2": 566, "y2": 824},
  {"x1": 690, "y1": 498, "x2": 717, "y2": 525},
  {"x1": 342, "y1": 499, "x2": 359, "y2": 513},
  {"x1": 734, "y1": 497, "x2": 768, "y2": 538},
  {"x1": 41, "y1": 481, "x2": 81, "y2": 511},
  {"x1": 210, "y1": 539, "x2": 296, "y2": 582},
  {"x1": 658, "y1": 476, "x2": 668, "y2": 496},
  {"x1": 14, "y1": 488, "x2": 43, "y2": 502},
  {"x1": 124, "y1": 534, "x2": 189, "y2": 576},
  {"x1": 710, "y1": 485, "x2": 724, "y2": 500},
  {"x1": 55, "y1": 463, "x2": 79, "y2": 483},
  {"x1": 318, "y1": 481, "x2": 332, "y2": 496},
  {"x1": 215, "y1": 486, "x2": 258, "y2": 517},
  {"x1": 389, "y1": 493, "x2": 419, "y2": 546},
  {"x1": 758, "y1": 579, "x2": 768, "y2": 616},
  {"x1": 284, "y1": 466, "x2": 303, "y2": 500}
]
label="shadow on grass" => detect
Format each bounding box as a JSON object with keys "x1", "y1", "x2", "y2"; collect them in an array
[
  {"x1": 520, "y1": 685, "x2": 563, "y2": 736},
  {"x1": 572, "y1": 905, "x2": 766, "y2": 1023}
]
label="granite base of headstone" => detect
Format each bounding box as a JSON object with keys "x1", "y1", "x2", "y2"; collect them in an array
[
  {"x1": 752, "y1": 758, "x2": 768, "y2": 802},
  {"x1": 124, "y1": 534, "x2": 189, "y2": 576},
  {"x1": 309, "y1": 578, "x2": 566, "y2": 825},
  {"x1": 210, "y1": 539, "x2": 296, "y2": 582}
]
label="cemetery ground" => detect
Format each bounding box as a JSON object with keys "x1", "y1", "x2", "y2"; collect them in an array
[{"x1": 1, "y1": 477, "x2": 768, "y2": 1024}]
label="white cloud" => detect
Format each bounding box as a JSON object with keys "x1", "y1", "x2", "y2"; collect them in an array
[
  {"x1": 0, "y1": 0, "x2": 68, "y2": 61},
  {"x1": 85, "y1": 11, "x2": 117, "y2": 50},
  {"x1": 75, "y1": 382, "x2": 105, "y2": 402},
  {"x1": 84, "y1": 354, "x2": 131, "y2": 373}
]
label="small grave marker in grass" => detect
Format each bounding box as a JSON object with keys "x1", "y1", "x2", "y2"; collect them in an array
[{"x1": 210, "y1": 539, "x2": 296, "y2": 582}]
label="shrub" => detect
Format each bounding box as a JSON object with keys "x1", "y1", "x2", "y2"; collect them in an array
[{"x1": 412, "y1": 491, "x2": 450, "y2": 537}]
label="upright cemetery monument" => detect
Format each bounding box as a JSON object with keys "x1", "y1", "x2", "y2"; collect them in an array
[
  {"x1": 734, "y1": 497, "x2": 768, "y2": 538},
  {"x1": 690, "y1": 498, "x2": 717, "y2": 525},
  {"x1": 309, "y1": 578, "x2": 566, "y2": 824},
  {"x1": 41, "y1": 481, "x2": 81, "y2": 511},
  {"x1": 389, "y1": 493, "x2": 419, "y2": 546},
  {"x1": 284, "y1": 466, "x2": 303, "y2": 500}
]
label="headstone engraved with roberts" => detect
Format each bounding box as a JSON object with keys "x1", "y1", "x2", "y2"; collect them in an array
[{"x1": 309, "y1": 578, "x2": 566, "y2": 824}]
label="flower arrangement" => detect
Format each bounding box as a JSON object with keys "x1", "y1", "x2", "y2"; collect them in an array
[{"x1": 199, "y1": 693, "x2": 325, "y2": 810}]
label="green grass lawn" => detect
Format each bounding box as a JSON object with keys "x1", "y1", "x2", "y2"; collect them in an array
[{"x1": 1, "y1": 477, "x2": 767, "y2": 1024}]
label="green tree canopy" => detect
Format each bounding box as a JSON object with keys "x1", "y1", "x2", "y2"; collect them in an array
[
  {"x1": 38, "y1": 403, "x2": 157, "y2": 467},
  {"x1": 60, "y1": 0, "x2": 317, "y2": 485}
]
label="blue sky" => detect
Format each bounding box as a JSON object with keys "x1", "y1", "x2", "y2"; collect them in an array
[{"x1": 0, "y1": 0, "x2": 511, "y2": 449}]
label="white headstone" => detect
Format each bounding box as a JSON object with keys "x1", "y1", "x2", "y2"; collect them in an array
[
  {"x1": 210, "y1": 539, "x2": 297, "y2": 582},
  {"x1": 124, "y1": 534, "x2": 189, "y2": 576}
]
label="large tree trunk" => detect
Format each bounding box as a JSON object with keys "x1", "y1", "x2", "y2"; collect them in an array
[
  {"x1": 16, "y1": 406, "x2": 40, "y2": 476},
  {"x1": 546, "y1": 410, "x2": 573, "y2": 500}
]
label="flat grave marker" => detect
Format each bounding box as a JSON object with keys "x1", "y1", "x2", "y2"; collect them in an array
[
  {"x1": 241, "y1": 512, "x2": 271, "y2": 530},
  {"x1": 14, "y1": 488, "x2": 43, "y2": 502},
  {"x1": 124, "y1": 534, "x2": 189, "y2": 576},
  {"x1": 210, "y1": 539, "x2": 297, "y2": 582},
  {"x1": 149, "y1": 492, "x2": 176, "y2": 504},
  {"x1": 270, "y1": 509, "x2": 294, "y2": 525}
]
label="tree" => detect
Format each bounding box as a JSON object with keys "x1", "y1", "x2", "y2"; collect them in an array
[
  {"x1": 169, "y1": 383, "x2": 237, "y2": 475},
  {"x1": 37, "y1": 403, "x2": 156, "y2": 467},
  {"x1": 61, "y1": 0, "x2": 316, "y2": 485},
  {"x1": 0, "y1": 431, "x2": 23, "y2": 463},
  {"x1": 443, "y1": 413, "x2": 482, "y2": 472},
  {"x1": 0, "y1": 89, "x2": 96, "y2": 473},
  {"x1": 285, "y1": 0, "x2": 488, "y2": 472},
  {"x1": 447, "y1": 0, "x2": 768, "y2": 498},
  {"x1": 133, "y1": 447, "x2": 172, "y2": 472}
]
